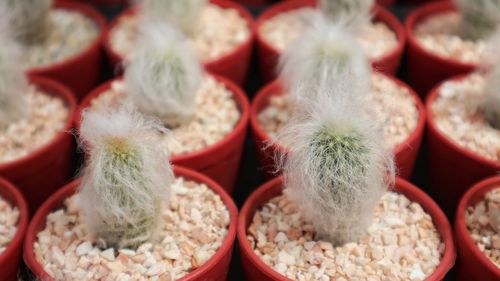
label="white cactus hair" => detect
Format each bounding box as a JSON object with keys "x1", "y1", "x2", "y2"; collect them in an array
[
  {"x1": 276, "y1": 79, "x2": 394, "y2": 245},
  {"x1": 480, "y1": 31, "x2": 500, "y2": 129},
  {"x1": 454, "y1": 0, "x2": 500, "y2": 40},
  {"x1": 0, "y1": 0, "x2": 52, "y2": 44},
  {"x1": 279, "y1": 16, "x2": 370, "y2": 102},
  {"x1": 139, "y1": 0, "x2": 206, "y2": 35},
  {"x1": 319, "y1": 0, "x2": 374, "y2": 31},
  {"x1": 124, "y1": 21, "x2": 203, "y2": 128},
  {"x1": 78, "y1": 107, "x2": 173, "y2": 249},
  {"x1": 0, "y1": 32, "x2": 29, "y2": 129}
]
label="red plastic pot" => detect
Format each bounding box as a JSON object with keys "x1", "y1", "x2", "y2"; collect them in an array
[
  {"x1": 238, "y1": 176, "x2": 456, "y2": 281},
  {"x1": 0, "y1": 76, "x2": 77, "y2": 214},
  {"x1": 27, "y1": 0, "x2": 106, "y2": 100},
  {"x1": 426, "y1": 75, "x2": 500, "y2": 217},
  {"x1": 455, "y1": 176, "x2": 500, "y2": 281},
  {"x1": 377, "y1": 0, "x2": 396, "y2": 5},
  {"x1": 78, "y1": 74, "x2": 250, "y2": 194},
  {"x1": 255, "y1": 0, "x2": 406, "y2": 83},
  {"x1": 24, "y1": 166, "x2": 238, "y2": 281},
  {"x1": 250, "y1": 74, "x2": 426, "y2": 179},
  {"x1": 0, "y1": 178, "x2": 29, "y2": 281},
  {"x1": 103, "y1": 0, "x2": 255, "y2": 86},
  {"x1": 405, "y1": 1, "x2": 477, "y2": 96}
]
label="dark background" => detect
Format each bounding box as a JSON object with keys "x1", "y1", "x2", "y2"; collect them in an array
[{"x1": 21, "y1": 1, "x2": 455, "y2": 280}]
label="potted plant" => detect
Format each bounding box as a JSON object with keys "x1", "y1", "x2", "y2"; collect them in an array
[
  {"x1": 425, "y1": 34, "x2": 500, "y2": 217},
  {"x1": 0, "y1": 0, "x2": 106, "y2": 100},
  {"x1": 405, "y1": 0, "x2": 500, "y2": 95},
  {"x1": 238, "y1": 72, "x2": 455, "y2": 280},
  {"x1": 0, "y1": 178, "x2": 29, "y2": 281},
  {"x1": 255, "y1": 0, "x2": 406, "y2": 82},
  {"x1": 251, "y1": 19, "x2": 425, "y2": 179},
  {"x1": 0, "y1": 37, "x2": 77, "y2": 212},
  {"x1": 80, "y1": 22, "x2": 249, "y2": 193},
  {"x1": 455, "y1": 176, "x2": 500, "y2": 281},
  {"x1": 103, "y1": 0, "x2": 255, "y2": 86},
  {"x1": 23, "y1": 108, "x2": 238, "y2": 280}
]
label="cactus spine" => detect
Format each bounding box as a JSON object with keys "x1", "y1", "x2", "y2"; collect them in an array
[
  {"x1": 140, "y1": 0, "x2": 206, "y2": 36},
  {"x1": 0, "y1": 0, "x2": 52, "y2": 44},
  {"x1": 124, "y1": 22, "x2": 203, "y2": 128},
  {"x1": 78, "y1": 108, "x2": 173, "y2": 249},
  {"x1": 319, "y1": 0, "x2": 374, "y2": 31},
  {"x1": 455, "y1": 0, "x2": 500, "y2": 40},
  {"x1": 0, "y1": 36, "x2": 29, "y2": 130}
]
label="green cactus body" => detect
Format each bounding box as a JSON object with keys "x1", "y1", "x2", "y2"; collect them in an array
[
  {"x1": 92, "y1": 138, "x2": 162, "y2": 249},
  {"x1": 310, "y1": 128, "x2": 369, "y2": 207},
  {"x1": 313, "y1": 43, "x2": 350, "y2": 79},
  {"x1": 319, "y1": 0, "x2": 373, "y2": 27},
  {"x1": 483, "y1": 68, "x2": 500, "y2": 130},
  {"x1": 4, "y1": 0, "x2": 52, "y2": 44},
  {"x1": 456, "y1": 0, "x2": 500, "y2": 40}
]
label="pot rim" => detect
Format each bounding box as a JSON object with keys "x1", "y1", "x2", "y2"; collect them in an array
[
  {"x1": 0, "y1": 76, "x2": 77, "y2": 171},
  {"x1": 249, "y1": 73, "x2": 427, "y2": 172},
  {"x1": 254, "y1": 0, "x2": 407, "y2": 69},
  {"x1": 405, "y1": 1, "x2": 478, "y2": 69},
  {"x1": 454, "y1": 176, "x2": 500, "y2": 278},
  {"x1": 102, "y1": 0, "x2": 256, "y2": 69},
  {"x1": 425, "y1": 74, "x2": 500, "y2": 169},
  {"x1": 0, "y1": 178, "x2": 29, "y2": 267},
  {"x1": 76, "y1": 73, "x2": 250, "y2": 168},
  {"x1": 28, "y1": 0, "x2": 106, "y2": 73},
  {"x1": 23, "y1": 165, "x2": 238, "y2": 281},
  {"x1": 237, "y1": 176, "x2": 456, "y2": 281}
]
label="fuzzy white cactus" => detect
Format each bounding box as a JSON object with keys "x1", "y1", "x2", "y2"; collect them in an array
[
  {"x1": 0, "y1": 0, "x2": 52, "y2": 44},
  {"x1": 276, "y1": 81, "x2": 394, "y2": 246},
  {"x1": 0, "y1": 35, "x2": 29, "y2": 130},
  {"x1": 455, "y1": 0, "x2": 500, "y2": 40},
  {"x1": 78, "y1": 108, "x2": 173, "y2": 249},
  {"x1": 319, "y1": 0, "x2": 374, "y2": 31},
  {"x1": 124, "y1": 22, "x2": 203, "y2": 128},
  {"x1": 279, "y1": 17, "x2": 370, "y2": 102},
  {"x1": 480, "y1": 32, "x2": 500, "y2": 129},
  {"x1": 139, "y1": 0, "x2": 206, "y2": 36}
]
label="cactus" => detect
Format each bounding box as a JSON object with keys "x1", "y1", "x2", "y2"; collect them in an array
[
  {"x1": 0, "y1": 0, "x2": 52, "y2": 44},
  {"x1": 124, "y1": 22, "x2": 203, "y2": 128},
  {"x1": 276, "y1": 82, "x2": 394, "y2": 246},
  {"x1": 78, "y1": 108, "x2": 173, "y2": 249},
  {"x1": 482, "y1": 61, "x2": 500, "y2": 130},
  {"x1": 139, "y1": 0, "x2": 206, "y2": 36},
  {"x1": 279, "y1": 17, "x2": 370, "y2": 102},
  {"x1": 0, "y1": 35, "x2": 29, "y2": 130},
  {"x1": 455, "y1": 0, "x2": 500, "y2": 40},
  {"x1": 318, "y1": 0, "x2": 374, "y2": 31}
]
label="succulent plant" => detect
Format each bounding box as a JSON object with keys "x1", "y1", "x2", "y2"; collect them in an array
[
  {"x1": 482, "y1": 62, "x2": 500, "y2": 130},
  {"x1": 124, "y1": 22, "x2": 203, "y2": 128},
  {"x1": 318, "y1": 0, "x2": 374, "y2": 31},
  {"x1": 0, "y1": 0, "x2": 52, "y2": 44},
  {"x1": 455, "y1": 0, "x2": 500, "y2": 40},
  {"x1": 0, "y1": 35, "x2": 29, "y2": 130},
  {"x1": 78, "y1": 108, "x2": 173, "y2": 249},
  {"x1": 276, "y1": 81, "x2": 394, "y2": 246},
  {"x1": 139, "y1": 0, "x2": 206, "y2": 36},
  {"x1": 279, "y1": 17, "x2": 370, "y2": 102}
]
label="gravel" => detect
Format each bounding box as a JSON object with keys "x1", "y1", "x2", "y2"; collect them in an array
[
  {"x1": 258, "y1": 73, "x2": 419, "y2": 149},
  {"x1": 110, "y1": 3, "x2": 250, "y2": 62},
  {"x1": 247, "y1": 192, "x2": 444, "y2": 281},
  {"x1": 89, "y1": 76, "x2": 241, "y2": 156},
  {"x1": 28, "y1": 9, "x2": 99, "y2": 68},
  {"x1": 466, "y1": 187, "x2": 500, "y2": 268},
  {"x1": 260, "y1": 7, "x2": 398, "y2": 60},
  {"x1": 0, "y1": 195, "x2": 19, "y2": 254},
  {"x1": 431, "y1": 73, "x2": 500, "y2": 162},
  {"x1": 34, "y1": 177, "x2": 230, "y2": 281},
  {"x1": 413, "y1": 12, "x2": 486, "y2": 64},
  {"x1": 0, "y1": 87, "x2": 69, "y2": 164}
]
